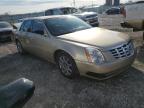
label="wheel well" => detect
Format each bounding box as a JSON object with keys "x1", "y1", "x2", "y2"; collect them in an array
[{"x1": 54, "y1": 50, "x2": 73, "y2": 62}]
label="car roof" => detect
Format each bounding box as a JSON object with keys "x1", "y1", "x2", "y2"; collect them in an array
[
  {"x1": 23, "y1": 15, "x2": 74, "y2": 21},
  {"x1": 45, "y1": 6, "x2": 76, "y2": 10}
]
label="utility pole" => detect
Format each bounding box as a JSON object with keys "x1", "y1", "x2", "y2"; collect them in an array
[
  {"x1": 73, "y1": 0, "x2": 76, "y2": 7},
  {"x1": 92, "y1": 0, "x2": 94, "y2": 7}
]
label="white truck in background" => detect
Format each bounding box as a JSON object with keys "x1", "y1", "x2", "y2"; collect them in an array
[
  {"x1": 100, "y1": 1, "x2": 144, "y2": 47},
  {"x1": 124, "y1": 1, "x2": 144, "y2": 30},
  {"x1": 103, "y1": 1, "x2": 144, "y2": 30}
]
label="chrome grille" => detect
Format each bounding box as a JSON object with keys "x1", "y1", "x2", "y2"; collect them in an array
[{"x1": 110, "y1": 41, "x2": 134, "y2": 59}]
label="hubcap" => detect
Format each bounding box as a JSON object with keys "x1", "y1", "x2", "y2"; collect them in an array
[{"x1": 58, "y1": 56, "x2": 72, "y2": 76}]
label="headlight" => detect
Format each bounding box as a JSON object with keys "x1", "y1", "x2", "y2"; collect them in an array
[{"x1": 85, "y1": 47, "x2": 105, "y2": 64}]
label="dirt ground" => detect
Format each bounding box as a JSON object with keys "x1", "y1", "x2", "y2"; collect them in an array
[{"x1": 0, "y1": 42, "x2": 144, "y2": 108}]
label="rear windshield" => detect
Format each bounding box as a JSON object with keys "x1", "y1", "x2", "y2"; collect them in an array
[
  {"x1": 44, "y1": 16, "x2": 91, "y2": 36},
  {"x1": 0, "y1": 22, "x2": 12, "y2": 28}
]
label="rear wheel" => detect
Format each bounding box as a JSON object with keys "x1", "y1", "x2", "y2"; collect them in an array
[
  {"x1": 56, "y1": 52, "x2": 79, "y2": 79},
  {"x1": 16, "y1": 41, "x2": 25, "y2": 54}
]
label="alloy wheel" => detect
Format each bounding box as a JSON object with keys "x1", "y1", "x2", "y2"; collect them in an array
[{"x1": 58, "y1": 55, "x2": 73, "y2": 76}]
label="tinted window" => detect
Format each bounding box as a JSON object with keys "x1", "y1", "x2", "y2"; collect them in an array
[
  {"x1": 45, "y1": 9, "x2": 63, "y2": 15},
  {"x1": 52, "y1": 9, "x2": 63, "y2": 15},
  {"x1": 71, "y1": 8, "x2": 79, "y2": 13},
  {"x1": 106, "y1": 9, "x2": 112, "y2": 14},
  {"x1": 61, "y1": 8, "x2": 69, "y2": 14},
  {"x1": 112, "y1": 8, "x2": 120, "y2": 14},
  {"x1": 32, "y1": 20, "x2": 45, "y2": 35},
  {"x1": 61, "y1": 8, "x2": 79, "y2": 14},
  {"x1": 58, "y1": 8, "x2": 80, "y2": 14},
  {"x1": 20, "y1": 20, "x2": 32, "y2": 32},
  {"x1": 45, "y1": 16, "x2": 91, "y2": 36},
  {"x1": 106, "y1": 8, "x2": 120, "y2": 15},
  {"x1": 45, "y1": 10, "x2": 53, "y2": 15}
]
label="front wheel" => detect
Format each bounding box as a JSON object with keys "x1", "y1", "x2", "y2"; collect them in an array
[{"x1": 56, "y1": 52, "x2": 79, "y2": 79}]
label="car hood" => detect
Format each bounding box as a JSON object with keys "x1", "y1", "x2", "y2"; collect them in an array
[
  {"x1": 58, "y1": 27, "x2": 130, "y2": 48},
  {"x1": 73, "y1": 12, "x2": 97, "y2": 19}
]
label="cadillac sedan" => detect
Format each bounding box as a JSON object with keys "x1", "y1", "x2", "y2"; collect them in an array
[{"x1": 15, "y1": 15, "x2": 136, "y2": 80}]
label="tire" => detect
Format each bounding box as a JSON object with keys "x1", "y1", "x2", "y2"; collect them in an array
[
  {"x1": 16, "y1": 40, "x2": 25, "y2": 54},
  {"x1": 56, "y1": 52, "x2": 79, "y2": 79}
]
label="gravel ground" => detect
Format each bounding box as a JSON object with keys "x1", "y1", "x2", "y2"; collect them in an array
[{"x1": 0, "y1": 43, "x2": 144, "y2": 108}]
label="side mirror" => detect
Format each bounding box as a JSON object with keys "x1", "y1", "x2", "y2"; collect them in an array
[
  {"x1": 12, "y1": 24, "x2": 17, "y2": 30},
  {"x1": 0, "y1": 78, "x2": 35, "y2": 108}
]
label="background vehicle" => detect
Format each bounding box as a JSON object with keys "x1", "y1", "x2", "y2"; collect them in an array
[
  {"x1": 0, "y1": 21, "x2": 14, "y2": 42},
  {"x1": 124, "y1": 1, "x2": 144, "y2": 30},
  {"x1": 45, "y1": 7, "x2": 99, "y2": 27},
  {"x1": 0, "y1": 78, "x2": 35, "y2": 108},
  {"x1": 103, "y1": 7, "x2": 121, "y2": 15},
  {"x1": 103, "y1": 2, "x2": 144, "y2": 30},
  {"x1": 15, "y1": 15, "x2": 136, "y2": 80}
]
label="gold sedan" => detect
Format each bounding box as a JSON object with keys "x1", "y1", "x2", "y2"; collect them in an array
[{"x1": 15, "y1": 15, "x2": 136, "y2": 80}]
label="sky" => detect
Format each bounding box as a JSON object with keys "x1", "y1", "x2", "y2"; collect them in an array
[{"x1": 0, "y1": 0, "x2": 140, "y2": 15}]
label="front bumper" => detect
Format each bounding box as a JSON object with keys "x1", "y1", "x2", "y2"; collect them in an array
[
  {"x1": 86, "y1": 19, "x2": 99, "y2": 27},
  {"x1": 89, "y1": 22, "x2": 99, "y2": 27},
  {"x1": 75, "y1": 50, "x2": 136, "y2": 79},
  {"x1": 84, "y1": 17, "x2": 99, "y2": 27}
]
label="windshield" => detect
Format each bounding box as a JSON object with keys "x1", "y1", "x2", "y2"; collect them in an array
[
  {"x1": 52, "y1": 9, "x2": 63, "y2": 15},
  {"x1": 0, "y1": 22, "x2": 12, "y2": 28},
  {"x1": 61, "y1": 8, "x2": 81, "y2": 14},
  {"x1": 45, "y1": 16, "x2": 92, "y2": 36}
]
